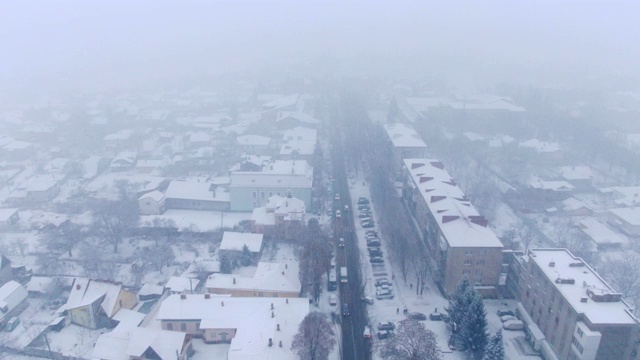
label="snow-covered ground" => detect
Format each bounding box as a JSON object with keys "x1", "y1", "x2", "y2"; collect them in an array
[{"x1": 140, "y1": 209, "x2": 251, "y2": 232}]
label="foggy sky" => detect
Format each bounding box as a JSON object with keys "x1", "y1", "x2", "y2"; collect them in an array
[{"x1": 1, "y1": 1, "x2": 639, "y2": 97}]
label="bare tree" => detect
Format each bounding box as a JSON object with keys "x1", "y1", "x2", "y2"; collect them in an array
[
  {"x1": 381, "y1": 319, "x2": 442, "y2": 360},
  {"x1": 518, "y1": 226, "x2": 536, "y2": 253},
  {"x1": 12, "y1": 237, "x2": 28, "y2": 257},
  {"x1": 410, "y1": 252, "x2": 430, "y2": 296},
  {"x1": 298, "y1": 219, "x2": 333, "y2": 303},
  {"x1": 93, "y1": 199, "x2": 139, "y2": 253},
  {"x1": 291, "y1": 312, "x2": 336, "y2": 360},
  {"x1": 42, "y1": 222, "x2": 86, "y2": 257},
  {"x1": 598, "y1": 252, "x2": 640, "y2": 313}
]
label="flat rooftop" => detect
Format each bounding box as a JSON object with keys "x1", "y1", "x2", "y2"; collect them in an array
[{"x1": 529, "y1": 248, "x2": 638, "y2": 325}]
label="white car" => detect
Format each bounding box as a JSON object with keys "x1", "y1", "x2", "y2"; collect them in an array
[{"x1": 329, "y1": 294, "x2": 337, "y2": 306}]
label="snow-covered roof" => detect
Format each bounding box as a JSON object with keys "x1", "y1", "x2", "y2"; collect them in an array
[
  {"x1": 561, "y1": 197, "x2": 592, "y2": 212},
  {"x1": 93, "y1": 326, "x2": 187, "y2": 360},
  {"x1": 529, "y1": 177, "x2": 575, "y2": 191},
  {"x1": 25, "y1": 276, "x2": 54, "y2": 293},
  {"x1": 236, "y1": 134, "x2": 271, "y2": 146},
  {"x1": 206, "y1": 262, "x2": 300, "y2": 294},
  {"x1": 165, "y1": 276, "x2": 200, "y2": 293},
  {"x1": 251, "y1": 207, "x2": 276, "y2": 226},
  {"x1": 528, "y1": 249, "x2": 637, "y2": 325},
  {"x1": 578, "y1": 218, "x2": 627, "y2": 246},
  {"x1": 138, "y1": 283, "x2": 164, "y2": 297},
  {"x1": 262, "y1": 94, "x2": 299, "y2": 110},
  {"x1": 276, "y1": 111, "x2": 319, "y2": 125},
  {"x1": 220, "y1": 231, "x2": 264, "y2": 252},
  {"x1": 104, "y1": 129, "x2": 134, "y2": 141},
  {"x1": 0, "y1": 281, "x2": 27, "y2": 312},
  {"x1": 384, "y1": 123, "x2": 427, "y2": 148},
  {"x1": 138, "y1": 190, "x2": 165, "y2": 203},
  {"x1": 280, "y1": 141, "x2": 315, "y2": 156},
  {"x1": 609, "y1": 207, "x2": 640, "y2": 226},
  {"x1": 405, "y1": 94, "x2": 525, "y2": 113},
  {"x1": 164, "y1": 180, "x2": 229, "y2": 202},
  {"x1": 402, "y1": 159, "x2": 503, "y2": 248},
  {"x1": 519, "y1": 139, "x2": 561, "y2": 153},
  {"x1": 557, "y1": 166, "x2": 594, "y2": 181},
  {"x1": 156, "y1": 295, "x2": 308, "y2": 360},
  {"x1": 188, "y1": 131, "x2": 211, "y2": 143},
  {"x1": 17, "y1": 176, "x2": 60, "y2": 192},
  {"x1": 282, "y1": 127, "x2": 317, "y2": 143},
  {"x1": 2, "y1": 140, "x2": 33, "y2": 151},
  {"x1": 610, "y1": 186, "x2": 640, "y2": 207},
  {"x1": 0, "y1": 208, "x2": 18, "y2": 222},
  {"x1": 64, "y1": 278, "x2": 124, "y2": 317}
]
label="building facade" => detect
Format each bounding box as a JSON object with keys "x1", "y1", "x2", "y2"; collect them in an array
[{"x1": 402, "y1": 159, "x2": 504, "y2": 296}]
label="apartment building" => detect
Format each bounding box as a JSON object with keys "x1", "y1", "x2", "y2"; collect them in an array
[
  {"x1": 513, "y1": 248, "x2": 639, "y2": 360},
  {"x1": 384, "y1": 123, "x2": 428, "y2": 179},
  {"x1": 402, "y1": 159, "x2": 504, "y2": 296}
]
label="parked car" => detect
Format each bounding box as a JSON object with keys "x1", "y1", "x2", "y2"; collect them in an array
[
  {"x1": 377, "y1": 330, "x2": 392, "y2": 339},
  {"x1": 335, "y1": 193, "x2": 341, "y2": 201},
  {"x1": 339, "y1": 237, "x2": 345, "y2": 247},
  {"x1": 408, "y1": 312, "x2": 427, "y2": 321},
  {"x1": 365, "y1": 233, "x2": 378, "y2": 240},
  {"x1": 375, "y1": 278, "x2": 391, "y2": 287},
  {"x1": 361, "y1": 221, "x2": 375, "y2": 228},
  {"x1": 342, "y1": 303, "x2": 350, "y2": 316},
  {"x1": 329, "y1": 294, "x2": 337, "y2": 306},
  {"x1": 500, "y1": 315, "x2": 517, "y2": 323},
  {"x1": 376, "y1": 292, "x2": 394, "y2": 300},
  {"x1": 377, "y1": 322, "x2": 395, "y2": 331},
  {"x1": 497, "y1": 309, "x2": 515, "y2": 317},
  {"x1": 368, "y1": 248, "x2": 383, "y2": 257},
  {"x1": 429, "y1": 312, "x2": 444, "y2": 321},
  {"x1": 369, "y1": 257, "x2": 384, "y2": 264},
  {"x1": 363, "y1": 326, "x2": 372, "y2": 339},
  {"x1": 365, "y1": 230, "x2": 378, "y2": 236},
  {"x1": 335, "y1": 210, "x2": 341, "y2": 218},
  {"x1": 503, "y1": 319, "x2": 524, "y2": 330},
  {"x1": 366, "y1": 241, "x2": 381, "y2": 247},
  {"x1": 376, "y1": 284, "x2": 393, "y2": 292},
  {"x1": 357, "y1": 197, "x2": 369, "y2": 205},
  {"x1": 361, "y1": 296, "x2": 374, "y2": 305},
  {"x1": 359, "y1": 213, "x2": 372, "y2": 219},
  {"x1": 5, "y1": 317, "x2": 20, "y2": 332},
  {"x1": 358, "y1": 204, "x2": 370, "y2": 210}
]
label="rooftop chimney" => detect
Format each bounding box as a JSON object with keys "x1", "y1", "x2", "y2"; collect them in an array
[
  {"x1": 549, "y1": 262, "x2": 555, "y2": 267},
  {"x1": 285, "y1": 264, "x2": 288, "y2": 269},
  {"x1": 279, "y1": 340, "x2": 283, "y2": 348},
  {"x1": 180, "y1": 294, "x2": 187, "y2": 300},
  {"x1": 271, "y1": 303, "x2": 274, "y2": 310},
  {"x1": 271, "y1": 311, "x2": 274, "y2": 318},
  {"x1": 221, "y1": 301, "x2": 224, "y2": 307},
  {"x1": 204, "y1": 293, "x2": 210, "y2": 299},
  {"x1": 277, "y1": 324, "x2": 280, "y2": 331},
  {"x1": 76, "y1": 284, "x2": 81, "y2": 290},
  {"x1": 268, "y1": 338, "x2": 273, "y2": 347},
  {"x1": 286, "y1": 298, "x2": 289, "y2": 304},
  {"x1": 233, "y1": 278, "x2": 236, "y2": 285}
]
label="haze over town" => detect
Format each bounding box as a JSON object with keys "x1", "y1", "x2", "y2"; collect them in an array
[{"x1": 1, "y1": 2, "x2": 640, "y2": 360}]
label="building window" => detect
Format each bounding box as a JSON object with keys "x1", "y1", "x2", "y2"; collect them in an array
[
  {"x1": 464, "y1": 259, "x2": 472, "y2": 266},
  {"x1": 577, "y1": 328, "x2": 584, "y2": 337},
  {"x1": 268, "y1": 192, "x2": 273, "y2": 197},
  {"x1": 252, "y1": 192, "x2": 257, "y2": 199},
  {"x1": 167, "y1": 323, "x2": 173, "y2": 330},
  {"x1": 475, "y1": 269, "x2": 482, "y2": 275},
  {"x1": 463, "y1": 269, "x2": 471, "y2": 275},
  {"x1": 261, "y1": 192, "x2": 265, "y2": 198},
  {"x1": 465, "y1": 250, "x2": 473, "y2": 256},
  {"x1": 477, "y1": 259, "x2": 485, "y2": 265},
  {"x1": 181, "y1": 323, "x2": 187, "y2": 331},
  {"x1": 475, "y1": 279, "x2": 482, "y2": 285}
]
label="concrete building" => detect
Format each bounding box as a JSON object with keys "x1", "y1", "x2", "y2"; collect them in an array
[
  {"x1": 402, "y1": 159, "x2": 504, "y2": 296},
  {"x1": 219, "y1": 231, "x2": 264, "y2": 264},
  {"x1": 251, "y1": 194, "x2": 305, "y2": 239},
  {"x1": 511, "y1": 249, "x2": 639, "y2": 360},
  {"x1": 384, "y1": 123, "x2": 428, "y2": 178},
  {"x1": 229, "y1": 160, "x2": 313, "y2": 211},
  {"x1": 164, "y1": 180, "x2": 230, "y2": 211},
  {"x1": 206, "y1": 262, "x2": 301, "y2": 298}
]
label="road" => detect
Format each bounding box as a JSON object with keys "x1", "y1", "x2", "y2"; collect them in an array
[{"x1": 330, "y1": 125, "x2": 371, "y2": 360}]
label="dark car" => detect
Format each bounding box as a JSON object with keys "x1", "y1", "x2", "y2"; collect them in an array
[
  {"x1": 377, "y1": 330, "x2": 392, "y2": 339},
  {"x1": 342, "y1": 303, "x2": 350, "y2": 316},
  {"x1": 361, "y1": 221, "x2": 375, "y2": 228},
  {"x1": 357, "y1": 197, "x2": 369, "y2": 205},
  {"x1": 377, "y1": 322, "x2": 395, "y2": 331},
  {"x1": 365, "y1": 230, "x2": 378, "y2": 236},
  {"x1": 497, "y1": 309, "x2": 515, "y2": 317},
  {"x1": 408, "y1": 312, "x2": 427, "y2": 321},
  {"x1": 368, "y1": 248, "x2": 383, "y2": 257},
  {"x1": 429, "y1": 312, "x2": 444, "y2": 321},
  {"x1": 370, "y1": 257, "x2": 384, "y2": 264},
  {"x1": 367, "y1": 241, "x2": 381, "y2": 247}
]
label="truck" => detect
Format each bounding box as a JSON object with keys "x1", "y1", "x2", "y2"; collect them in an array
[
  {"x1": 328, "y1": 269, "x2": 337, "y2": 291},
  {"x1": 340, "y1": 266, "x2": 348, "y2": 283}
]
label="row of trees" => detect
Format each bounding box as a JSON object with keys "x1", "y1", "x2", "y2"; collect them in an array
[{"x1": 297, "y1": 218, "x2": 333, "y2": 304}]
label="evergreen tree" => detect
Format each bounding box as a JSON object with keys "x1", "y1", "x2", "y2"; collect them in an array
[
  {"x1": 461, "y1": 296, "x2": 489, "y2": 359},
  {"x1": 220, "y1": 255, "x2": 232, "y2": 274},
  {"x1": 483, "y1": 330, "x2": 505, "y2": 360},
  {"x1": 240, "y1": 244, "x2": 252, "y2": 266},
  {"x1": 449, "y1": 279, "x2": 474, "y2": 330}
]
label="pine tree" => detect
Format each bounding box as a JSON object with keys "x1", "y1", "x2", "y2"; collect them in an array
[
  {"x1": 449, "y1": 279, "x2": 474, "y2": 331},
  {"x1": 240, "y1": 244, "x2": 252, "y2": 266},
  {"x1": 461, "y1": 296, "x2": 489, "y2": 359},
  {"x1": 483, "y1": 330, "x2": 505, "y2": 360},
  {"x1": 220, "y1": 255, "x2": 232, "y2": 274}
]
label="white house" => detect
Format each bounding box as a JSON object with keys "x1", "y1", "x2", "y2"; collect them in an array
[
  {"x1": 138, "y1": 190, "x2": 166, "y2": 215},
  {"x1": 165, "y1": 276, "x2": 200, "y2": 295},
  {"x1": 0, "y1": 280, "x2": 28, "y2": 323}
]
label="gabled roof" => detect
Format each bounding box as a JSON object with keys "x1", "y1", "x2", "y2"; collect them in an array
[
  {"x1": 206, "y1": 262, "x2": 301, "y2": 294},
  {"x1": 64, "y1": 278, "x2": 124, "y2": 317},
  {"x1": 220, "y1": 232, "x2": 264, "y2": 252},
  {"x1": 165, "y1": 276, "x2": 200, "y2": 293},
  {"x1": 384, "y1": 123, "x2": 427, "y2": 148}
]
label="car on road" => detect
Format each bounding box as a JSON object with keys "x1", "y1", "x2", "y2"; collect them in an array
[
  {"x1": 335, "y1": 193, "x2": 340, "y2": 201},
  {"x1": 361, "y1": 221, "x2": 374, "y2": 228},
  {"x1": 329, "y1": 294, "x2": 337, "y2": 306},
  {"x1": 5, "y1": 317, "x2": 20, "y2": 332},
  {"x1": 335, "y1": 210, "x2": 341, "y2": 218},
  {"x1": 326, "y1": 209, "x2": 333, "y2": 216},
  {"x1": 363, "y1": 326, "x2": 372, "y2": 339},
  {"x1": 369, "y1": 257, "x2": 384, "y2": 264},
  {"x1": 342, "y1": 303, "x2": 350, "y2": 316},
  {"x1": 408, "y1": 312, "x2": 427, "y2": 321},
  {"x1": 497, "y1": 309, "x2": 515, "y2": 317},
  {"x1": 366, "y1": 240, "x2": 381, "y2": 247},
  {"x1": 361, "y1": 296, "x2": 374, "y2": 305},
  {"x1": 377, "y1": 330, "x2": 392, "y2": 339},
  {"x1": 358, "y1": 203, "x2": 370, "y2": 210},
  {"x1": 357, "y1": 197, "x2": 369, "y2": 205},
  {"x1": 338, "y1": 237, "x2": 345, "y2": 247},
  {"x1": 377, "y1": 322, "x2": 395, "y2": 331},
  {"x1": 367, "y1": 248, "x2": 383, "y2": 257}
]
